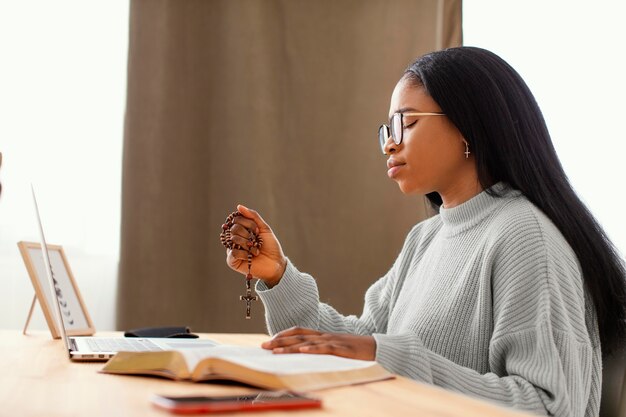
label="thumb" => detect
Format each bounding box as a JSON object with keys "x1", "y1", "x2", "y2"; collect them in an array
[{"x1": 237, "y1": 204, "x2": 272, "y2": 232}]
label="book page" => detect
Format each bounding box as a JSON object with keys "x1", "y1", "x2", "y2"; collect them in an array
[{"x1": 177, "y1": 345, "x2": 376, "y2": 375}]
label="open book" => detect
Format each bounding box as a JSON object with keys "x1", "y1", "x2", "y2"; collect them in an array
[{"x1": 101, "y1": 345, "x2": 393, "y2": 391}]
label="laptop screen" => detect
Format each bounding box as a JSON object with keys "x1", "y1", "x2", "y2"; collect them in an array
[{"x1": 31, "y1": 185, "x2": 72, "y2": 356}]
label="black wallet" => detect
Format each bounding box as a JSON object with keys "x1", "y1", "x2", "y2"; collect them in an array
[{"x1": 124, "y1": 326, "x2": 199, "y2": 338}]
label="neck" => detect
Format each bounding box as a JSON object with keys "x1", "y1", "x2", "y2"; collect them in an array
[{"x1": 439, "y1": 174, "x2": 484, "y2": 209}]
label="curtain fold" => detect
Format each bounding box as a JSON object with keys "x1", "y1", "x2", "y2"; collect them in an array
[{"x1": 117, "y1": 0, "x2": 462, "y2": 333}]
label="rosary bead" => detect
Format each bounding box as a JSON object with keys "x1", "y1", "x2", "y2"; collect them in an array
[{"x1": 220, "y1": 210, "x2": 263, "y2": 319}]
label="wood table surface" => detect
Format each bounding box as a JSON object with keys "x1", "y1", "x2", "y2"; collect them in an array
[{"x1": 0, "y1": 330, "x2": 531, "y2": 417}]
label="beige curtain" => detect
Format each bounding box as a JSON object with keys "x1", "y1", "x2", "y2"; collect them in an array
[{"x1": 117, "y1": 0, "x2": 462, "y2": 333}]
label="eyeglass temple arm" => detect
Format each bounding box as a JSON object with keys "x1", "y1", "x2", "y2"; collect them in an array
[{"x1": 400, "y1": 112, "x2": 445, "y2": 116}]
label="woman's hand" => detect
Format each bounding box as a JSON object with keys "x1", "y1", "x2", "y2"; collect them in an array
[
  {"x1": 261, "y1": 327, "x2": 376, "y2": 361},
  {"x1": 225, "y1": 204, "x2": 287, "y2": 288}
]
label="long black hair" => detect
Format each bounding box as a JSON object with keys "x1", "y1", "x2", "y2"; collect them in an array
[{"x1": 405, "y1": 46, "x2": 626, "y2": 356}]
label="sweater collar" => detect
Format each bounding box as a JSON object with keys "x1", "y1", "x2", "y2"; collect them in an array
[{"x1": 438, "y1": 182, "x2": 518, "y2": 230}]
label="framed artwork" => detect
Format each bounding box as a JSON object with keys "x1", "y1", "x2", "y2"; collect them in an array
[{"x1": 18, "y1": 241, "x2": 95, "y2": 338}]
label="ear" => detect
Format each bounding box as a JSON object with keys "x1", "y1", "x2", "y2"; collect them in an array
[{"x1": 461, "y1": 138, "x2": 471, "y2": 159}]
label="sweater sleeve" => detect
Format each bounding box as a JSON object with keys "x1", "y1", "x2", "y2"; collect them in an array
[
  {"x1": 255, "y1": 221, "x2": 428, "y2": 335},
  {"x1": 256, "y1": 258, "x2": 396, "y2": 336},
  {"x1": 255, "y1": 223, "x2": 425, "y2": 336},
  {"x1": 374, "y1": 211, "x2": 601, "y2": 417}
]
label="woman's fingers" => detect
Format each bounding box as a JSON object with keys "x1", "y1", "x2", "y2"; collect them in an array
[
  {"x1": 265, "y1": 337, "x2": 354, "y2": 358},
  {"x1": 262, "y1": 334, "x2": 318, "y2": 350},
  {"x1": 230, "y1": 223, "x2": 253, "y2": 239},
  {"x1": 237, "y1": 204, "x2": 272, "y2": 233},
  {"x1": 229, "y1": 234, "x2": 248, "y2": 249},
  {"x1": 228, "y1": 224, "x2": 260, "y2": 256},
  {"x1": 298, "y1": 343, "x2": 345, "y2": 356},
  {"x1": 264, "y1": 337, "x2": 326, "y2": 353},
  {"x1": 229, "y1": 248, "x2": 259, "y2": 261},
  {"x1": 230, "y1": 235, "x2": 260, "y2": 254},
  {"x1": 261, "y1": 332, "x2": 377, "y2": 360},
  {"x1": 222, "y1": 205, "x2": 286, "y2": 285},
  {"x1": 232, "y1": 216, "x2": 259, "y2": 235},
  {"x1": 261, "y1": 327, "x2": 322, "y2": 349}
]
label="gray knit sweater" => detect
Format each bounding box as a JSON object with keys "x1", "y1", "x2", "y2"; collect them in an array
[{"x1": 256, "y1": 184, "x2": 601, "y2": 416}]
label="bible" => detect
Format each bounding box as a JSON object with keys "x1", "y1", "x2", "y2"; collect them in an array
[{"x1": 101, "y1": 345, "x2": 393, "y2": 391}]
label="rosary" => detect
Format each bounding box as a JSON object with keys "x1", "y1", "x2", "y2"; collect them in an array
[{"x1": 220, "y1": 212, "x2": 263, "y2": 319}]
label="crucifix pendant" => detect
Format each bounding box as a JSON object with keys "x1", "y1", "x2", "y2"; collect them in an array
[{"x1": 240, "y1": 275, "x2": 258, "y2": 319}]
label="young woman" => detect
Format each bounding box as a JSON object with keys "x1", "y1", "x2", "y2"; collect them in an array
[{"x1": 222, "y1": 47, "x2": 626, "y2": 416}]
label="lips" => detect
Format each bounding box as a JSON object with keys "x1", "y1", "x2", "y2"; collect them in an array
[
  {"x1": 386, "y1": 159, "x2": 405, "y2": 178},
  {"x1": 386, "y1": 159, "x2": 404, "y2": 169}
]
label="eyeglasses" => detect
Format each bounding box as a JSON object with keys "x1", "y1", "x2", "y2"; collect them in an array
[{"x1": 378, "y1": 112, "x2": 445, "y2": 154}]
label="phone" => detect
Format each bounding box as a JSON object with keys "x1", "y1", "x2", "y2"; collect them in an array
[{"x1": 151, "y1": 391, "x2": 322, "y2": 414}]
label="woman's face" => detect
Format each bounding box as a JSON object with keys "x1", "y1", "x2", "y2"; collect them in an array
[{"x1": 384, "y1": 78, "x2": 474, "y2": 197}]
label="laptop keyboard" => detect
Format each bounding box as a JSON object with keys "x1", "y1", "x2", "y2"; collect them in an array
[{"x1": 85, "y1": 338, "x2": 164, "y2": 352}]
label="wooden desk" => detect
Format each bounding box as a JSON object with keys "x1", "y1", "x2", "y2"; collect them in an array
[{"x1": 0, "y1": 330, "x2": 530, "y2": 417}]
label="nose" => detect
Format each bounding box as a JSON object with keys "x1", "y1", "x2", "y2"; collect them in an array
[{"x1": 383, "y1": 136, "x2": 396, "y2": 155}]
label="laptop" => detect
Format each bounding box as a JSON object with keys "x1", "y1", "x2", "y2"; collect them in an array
[{"x1": 31, "y1": 185, "x2": 219, "y2": 361}]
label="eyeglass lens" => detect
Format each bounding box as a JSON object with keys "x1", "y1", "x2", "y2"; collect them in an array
[
  {"x1": 378, "y1": 125, "x2": 389, "y2": 153},
  {"x1": 391, "y1": 114, "x2": 403, "y2": 146},
  {"x1": 378, "y1": 114, "x2": 406, "y2": 154}
]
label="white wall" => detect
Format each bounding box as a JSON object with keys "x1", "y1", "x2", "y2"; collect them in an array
[
  {"x1": 464, "y1": 0, "x2": 626, "y2": 256},
  {"x1": 0, "y1": 1, "x2": 128, "y2": 331}
]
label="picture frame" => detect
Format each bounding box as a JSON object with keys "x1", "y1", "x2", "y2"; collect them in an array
[{"x1": 18, "y1": 241, "x2": 96, "y2": 339}]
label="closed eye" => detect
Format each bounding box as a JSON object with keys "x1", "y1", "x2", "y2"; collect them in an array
[{"x1": 403, "y1": 120, "x2": 417, "y2": 129}]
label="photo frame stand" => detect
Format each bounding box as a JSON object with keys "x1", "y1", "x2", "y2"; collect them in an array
[{"x1": 22, "y1": 293, "x2": 38, "y2": 335}]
